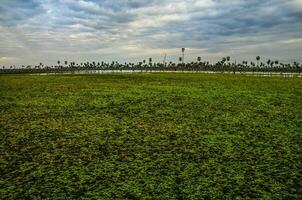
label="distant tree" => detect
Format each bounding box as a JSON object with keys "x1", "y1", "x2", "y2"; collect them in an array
[
  {"x1": 267, "y1": 59, "x2": 271, "y2": 67},
  {"x1": 57, "y1": 60, "x2": 60, "y2": 66},
  {"x1": 181, "y1": 48, "x2": 185, "y2": 63},
  {"x1": 256, "y1": 56, "x2": 260, "y2": 66},
  {"x1": 65, "y1": 61, "x2": 68, "y2": 65},
  {"x1": 226, "y1": 56, "x2": 230, "y2": 62},
  {"x1": 197, "y1": 57, "x2": 201, "y2": 62}
]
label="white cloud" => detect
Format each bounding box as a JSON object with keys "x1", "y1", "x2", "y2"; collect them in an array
[{"x1": 0, "y1": 57, "x2": 16, "y2": 62}]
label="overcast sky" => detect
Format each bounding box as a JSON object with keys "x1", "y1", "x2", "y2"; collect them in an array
[{"x1": 0, "y1": 0, "x2": 302, "y2": 66}]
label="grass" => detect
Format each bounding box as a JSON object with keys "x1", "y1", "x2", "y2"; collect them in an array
[{"x1": 1, "y1": 73, "x2": 302, "y2": 199}]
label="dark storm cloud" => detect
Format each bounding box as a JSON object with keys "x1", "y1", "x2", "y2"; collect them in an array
[{"x1": 0, "y1": 0, "x2": 301, "y2": 65}]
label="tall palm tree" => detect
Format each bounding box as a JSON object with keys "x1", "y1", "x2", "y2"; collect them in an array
[
  {"x1": 57, "y1": 60, "x2": 61, "y2": 70},
  {"x1": 267, "y1": 59, "x2": 271, "y2": 67},
  {"x1": 256, "y1": 56, "x2": 260, "y2": 66},
  {"x1": 181, "y1": 48, "x2": 185, "y2": 64},
  {"x1": 148, "y1": 58, "x2": 153, "y2": 71}
]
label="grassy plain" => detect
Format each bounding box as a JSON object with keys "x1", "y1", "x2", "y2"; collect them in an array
[{"x1": 1, "y1": 73, "x2": 302, "y2": 199}]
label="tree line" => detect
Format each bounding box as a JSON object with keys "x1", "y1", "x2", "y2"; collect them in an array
[{"x1": 0, "y1": 56, "x2": 301, "y2": 74}]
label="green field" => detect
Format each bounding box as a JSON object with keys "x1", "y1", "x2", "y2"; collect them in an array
[{"x1": 1, "y1": 73, "x2": 302, "y2": 199}]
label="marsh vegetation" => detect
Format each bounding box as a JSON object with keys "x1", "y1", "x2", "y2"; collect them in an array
[{"x1": 1, "y1": 73, "x2": 301, "y2": 199}]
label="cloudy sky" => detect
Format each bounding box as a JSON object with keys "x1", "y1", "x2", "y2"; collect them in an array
[{"x1": 0, "y1": 0, "x2": 302, "y2": 66}]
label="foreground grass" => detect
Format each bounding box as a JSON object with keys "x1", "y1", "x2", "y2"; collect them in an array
[{"x1": 0, "y1": 73, "x2": 302, "y2": 199}]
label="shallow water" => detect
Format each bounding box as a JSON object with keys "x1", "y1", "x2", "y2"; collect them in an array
[{"x1": 33, "y1": 70, "x2": 302, "y2": 77}]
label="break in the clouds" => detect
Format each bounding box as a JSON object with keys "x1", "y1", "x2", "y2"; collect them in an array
[{"x1": 0, "y1": 0, "x2": 302, "y2": 66}]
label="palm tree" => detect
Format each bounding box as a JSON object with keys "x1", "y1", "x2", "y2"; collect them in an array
[
  {"x1": 256, "y1": 56, "x2": 260, "y2": 66},
  {"x1": 181, "y1": 48, "x2": 185, "y2": 64},
  {"x1": 56, "y1": 60, "x2": 61, "y2": 70},
  {"x1": 267, "y1": 59, "x2": 271, "y2": 67},
  {"x1": 148, "y1": 58, "x2": 153, "y2": 71}
]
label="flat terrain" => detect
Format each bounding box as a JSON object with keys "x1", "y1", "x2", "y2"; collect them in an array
[{"x1": 1, "y1": 73, "x2": 302, "y2": 199}]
